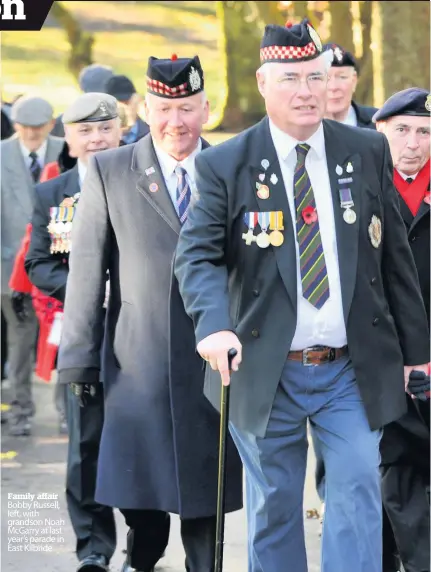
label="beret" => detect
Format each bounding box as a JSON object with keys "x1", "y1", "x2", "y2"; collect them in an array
[
  {"x1": 78, "y1": 64, "x2": 114, "y2": 93},
  {"x1": 373, "y1": 87, "x2": 430, "y2": 122},
  {"x1": 105, "y1": 75, "x2": 137, "y2": 102},
  {"x1": 62, "y1": 93, "x2": 118, "y2": 124},
  {"x1": 11, "y1": 96, "x2": 53, "y2": 126},
  {"x1": 147, "y1": 54, "x2": 204, "y2": 99},
  {"x1": 323, "y1": 43, "x2": 358, "y2": 71}
]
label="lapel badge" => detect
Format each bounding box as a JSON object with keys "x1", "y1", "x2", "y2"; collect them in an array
[
  {"x1": 261, "y1": 159, "x2": 270, "y2": 171},
  {"x1": 149, "y1": 182, "x2": 159, "y2": 193},
  {"x1": 258, "y1": 173, "x2": 265, "y2": 182},
  {"x1": 257, "y1": 184, "x2": 270, "y2": 200},
  {"x1": 145, "y1": 167, "x2": 155, "y2": 176},
  {"x1": 336, "y1": 165, "x2": 343, "y2": 176},
  {"x1": 270, "y1": 173, "x2": 278, "y2": 185},
  {"x1": 368, "y1": 215, "x2": 382, "y2": 248},
  {"x1": 346, "y1": 162, "x2": 353, "y2": 174}
]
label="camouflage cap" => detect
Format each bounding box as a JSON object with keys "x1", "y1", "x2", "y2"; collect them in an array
[{"x1": 62, "y1": 92, "x2": 118, "y2": 124}]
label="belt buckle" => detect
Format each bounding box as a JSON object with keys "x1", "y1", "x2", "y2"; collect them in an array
[{"x1": 302, "y1": 349, "x2": 315, "y2": 367}]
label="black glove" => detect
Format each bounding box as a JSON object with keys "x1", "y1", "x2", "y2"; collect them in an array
[
  {"x1": 408, "y1": 371, "x2": 430, "y2": 402},
  {"x1": 11, "y1": 291, "x2": 29, "y2": 322},
  {"x1": 69, "y1": 383, "x2": 99, "y2": 407}
]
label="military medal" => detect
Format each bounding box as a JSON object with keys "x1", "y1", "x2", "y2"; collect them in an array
[
  {"x1": 269, "y1": 211, "x2": 284, "y2": 247},
  {"x1": 339, "y1": 188, "x2": 356, "y2": 224},
  {"x1": 256, "y1": 183, "x2": 270, "y2": 200},
  {"x1": 256, "y1": 212, "x2": 271, "y2": 248},
  {"x1": 242, "y1": 212, "x2": 257, "y2": 245}
]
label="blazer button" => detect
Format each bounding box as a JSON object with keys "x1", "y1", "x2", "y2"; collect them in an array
[
  {"x1": 372, "y1": 318, "x2": 379, "y2": 326},
  {"x1": 252, "y1": 289, "x2": 260, "y2": 297},
  {"x1": 410, "y1": 236, "x2": 417, "y2": 242},
  {"x1": 370, "y1": 277, "x2": 377, "y2": 285},
  {"x1": 251, "y1": 329, "x2": 260, "y2": 338}
]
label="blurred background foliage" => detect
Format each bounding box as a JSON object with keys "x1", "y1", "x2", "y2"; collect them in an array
[{"x1": 2, "y1": 1, "x2": 430, "y2": 131}]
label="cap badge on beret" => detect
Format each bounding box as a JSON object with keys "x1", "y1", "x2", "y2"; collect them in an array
[
  {"x1": 99, "y1": 102, "x2": 109, "y2": 117},
  {"x1": 307, "y1": 23, "x2": 322, "y2": 52},
  {"x1": 426, "y1": 94, "x2": 431, "y2": 112},
  {"x1": 189, "y1": 67, "x2": 201, "y2": 92},
  {"x1": 333, "y1": 45, "x2": 343, "y2": 63}
]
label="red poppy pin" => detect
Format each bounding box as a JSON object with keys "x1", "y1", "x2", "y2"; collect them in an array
[
  {"x1": 302, "y1": 206, "x2": 317, "y2": 224},
  {"x1": 424, "y1": 192, "x2": 430, "y2": 205}
]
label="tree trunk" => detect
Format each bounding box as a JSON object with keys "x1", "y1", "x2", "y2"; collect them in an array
[
  {"x1": 49, "y1": 1, "x2": 94, "y2": 80},
  {"x1": 371, "y1": 1, "x2": 430, "y2": 106},
  {"x1": 215, "y1": 1, "x2": 266, "y2": 130},
  {"x1": 328, "y1": 1, "x2": 354, "y2": 53},
  {"x1": 354, "y1": 0, "x2": 373, "y2": 106}
]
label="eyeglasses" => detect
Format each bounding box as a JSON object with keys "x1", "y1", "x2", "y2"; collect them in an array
[{"x1": 276, "y1": 73, "x2": 327, "y2": 92}]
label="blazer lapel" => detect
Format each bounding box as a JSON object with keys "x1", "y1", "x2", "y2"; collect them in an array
[
  {"x1": 45, "y1": 136, "x2": 61, "y2": 164},
  {"x1": 132, "y1": 135, "x2": 181, "y2": 235},
  {"x1": 323, "y1": 121, "x2": 361, "y2": 323},
  {"x1": 398, "y1": 194, "x2": 414, "y2": 227},
  {"x1": 248, "y1": 118, "x2": 297, "y2": 312}
]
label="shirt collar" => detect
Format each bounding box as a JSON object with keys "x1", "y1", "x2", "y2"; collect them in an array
[
  {"x1": 269, "y1": 119, "x2": 325, "y2": 162},
  {"x1": 20, "y1": 139, "x2": 48, "y2": 163},
  {"x1": 153, "y1": 138, "x2": 202, "y2": 182},
  {"x1": 342, "y1": 105, "x2": 358, "y2": 127},
  {"x1": 77, "y1": 159, "x2": 87, "y2": 186},
  {"x1": 397, "y1": 170, "x2": 418, "y2": 181}
]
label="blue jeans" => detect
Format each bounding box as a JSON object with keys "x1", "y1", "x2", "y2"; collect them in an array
[{"x1": 230, "y1": 356, "x2": 382, "y2": 572}]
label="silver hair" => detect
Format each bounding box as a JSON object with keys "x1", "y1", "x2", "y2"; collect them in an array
[{"x1": 257, "y1": 50, "x2": 334, "y2": 78}]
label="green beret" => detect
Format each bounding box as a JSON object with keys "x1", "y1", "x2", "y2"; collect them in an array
[
  {"x1": 62, "y1": 93, "x2": 118, "y2": 124},
  {"x1": 11, "y1": 96, "x2": 54, "y2": 127}
]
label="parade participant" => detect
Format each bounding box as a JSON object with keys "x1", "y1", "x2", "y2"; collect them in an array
[
  {"x1": 57, "y1": 55, "x2": 243, "y2": 572},
  {"x1": 323, "y1": 42, "x2": 376, "y2": 127},
  {"x1": 374, "y1": 87, "x2": 430, "y2": 572},
  {"x1": 174, "y1": 20, "x2": 429, "y2": 572},
  {"x1": 1, "y1": 95, "x2": 63, "y2": 436},
  {"x1": 25, "y1": 93, "x2": 121, "y2": 572},
  {"x1": 105, "y1": 74, "x2": 149, "y2": 144}
]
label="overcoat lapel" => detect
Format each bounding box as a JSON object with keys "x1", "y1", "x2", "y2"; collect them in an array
[
  {"x1": 323, "y1": 120, "x2": 361, "y2": 323},
  {"x1": 248, "y1": 118, "x2": 297, "y2": 313},
  {"x1": 132, "y1": 135, "x2": 182, "y2": 235},
  {"x1": 409, "y1": 186, "x2": 430, "y2": 234},
  {"x1": 4, "y1": 137, "x2": 34, "y2": 216}
]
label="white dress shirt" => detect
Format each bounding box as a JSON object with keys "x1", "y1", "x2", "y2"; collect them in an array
[
  {"x1": 153, "y1": 139, "x2": 202, "y2": 214},
  {"x1": 77, "y1": 159, "x2": 87, "y2": 187},
  {"x1": 342, "y1": 105, "x2": 358, "y2": 127},
  {"x1": 398, "y1": 170, "x2": 418, "y2": 181},
  {"x1": 269, "y1": 120, "x2": 347, "y2": 350},
  {"x1": 20, "y1": 140, "x2": 48, "y2": 169}
]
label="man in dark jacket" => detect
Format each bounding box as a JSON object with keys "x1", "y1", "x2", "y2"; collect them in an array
[
  {"x1": 57, "y1": 55, "x2": 242, "y2": 572},
  {"x1": 26, "y1": 93, "x2": 122, "y2": 572},
  {"x1": 323, "y1": 42, "x2": 377, "y2": 128},
  {"x1": 375, "y1": 88, "x2": 430, "y2": 572}
]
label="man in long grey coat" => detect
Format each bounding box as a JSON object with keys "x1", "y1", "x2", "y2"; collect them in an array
[
  {"x1": 1, "y1": 96, "x2": 63, "y2": 435},
  {"x1": 58, "y1": 55, "x2": 242, "y2": 572}
]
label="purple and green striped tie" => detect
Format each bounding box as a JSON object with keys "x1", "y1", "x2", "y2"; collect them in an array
[
  {"x1": 293, "y1": 143, "x2": 330, "y2": 309},
  {"x1": 175, "y1": 166, "x2": 191, "y2": 225}
]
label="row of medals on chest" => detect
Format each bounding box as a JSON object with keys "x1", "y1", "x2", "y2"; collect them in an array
[
  {"x1": 47, "y1": 194, "x2": 80, "y2": 254},
  {"x1": 245, "y1": 175, "x2": 356, "y2": 249}
]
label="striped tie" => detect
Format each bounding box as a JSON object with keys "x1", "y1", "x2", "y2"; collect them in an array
[
  {"x1": 29, "y1": 151, "x2": 41, "y2": 183},
  {"x1": 294, "y1": 143, "x2": 330, "y2": 309},
  {"x1": 175, "y1": 166, "x2": 191, "y2": 225}
]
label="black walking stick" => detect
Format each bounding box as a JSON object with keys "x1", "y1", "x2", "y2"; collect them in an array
[{"x1": 215, "y1": 347, "x2": 237, "y2": 572}]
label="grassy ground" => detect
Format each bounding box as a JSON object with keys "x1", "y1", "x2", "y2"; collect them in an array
[{"x1": 1, "y1": 0, "x2": 227, "y2": 131}]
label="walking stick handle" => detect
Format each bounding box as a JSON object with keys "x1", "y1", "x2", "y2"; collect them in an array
[{"x1": 215, "y1": 348, "x2": 237, "y2": 572}]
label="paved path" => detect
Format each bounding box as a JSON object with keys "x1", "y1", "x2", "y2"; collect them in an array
[{"x1": 1, "y1": 379, "x2": 323, "y2": 571}]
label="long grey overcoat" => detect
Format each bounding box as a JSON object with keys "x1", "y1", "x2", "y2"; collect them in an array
[{"x1": 58, "y1": 135, "x2": 243, "y2": 518}]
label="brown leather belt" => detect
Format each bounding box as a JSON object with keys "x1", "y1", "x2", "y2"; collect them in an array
[{"x1": 288, "y1": 345, "x2": 348, "y2": 366}]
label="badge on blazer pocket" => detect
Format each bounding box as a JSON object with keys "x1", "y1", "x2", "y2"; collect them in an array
[{"x1": 368, "y1": 215, "x2": 382, "y2": 248}]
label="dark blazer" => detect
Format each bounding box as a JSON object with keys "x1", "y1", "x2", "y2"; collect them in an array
[
  {"x1": 352, "y1": 100, "x2": 377, "y2": 129},
  {"x1": 25, "y1": 166, "x2": 80, "y2": 303},
  {"x1": 174, "y1": 117, "x2": 429, "y2": 438},
  {"x1": 56, "y1": 135, "x2": 242, "y2": 517}
]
